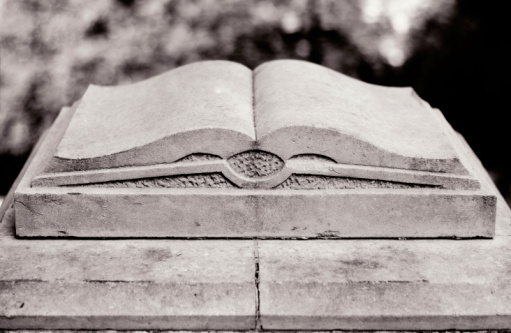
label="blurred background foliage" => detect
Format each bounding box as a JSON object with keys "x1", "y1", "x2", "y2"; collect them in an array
[{"x1": 0, "y1": 0, "x2": 509, "y2": 202}]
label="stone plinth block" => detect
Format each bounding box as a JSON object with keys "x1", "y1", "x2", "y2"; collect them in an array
[
  {"x1": 258, "y1": 237, "x2": 511, "y2": 330},
  {"x1": 1, "y1": 128, "x2": 510, "y2": 329},
  {"x1": 0, "y1": 207, "x2": 256, "y2": 330},
  {"x1": 256, "y1": 136, "x2": 511, "y2": 330},
  {"x1": 14, "y1": 60, "x2": 496, "y2": 238},
  {"x1": 1, "y1": 180, "x2": 511, "y2": 330}
]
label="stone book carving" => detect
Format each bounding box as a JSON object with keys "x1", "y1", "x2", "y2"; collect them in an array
[{"x1": 14, "y1": 60, "x2": 496, "y2": 238}]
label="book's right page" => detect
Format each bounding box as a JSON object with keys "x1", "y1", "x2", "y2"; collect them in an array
[{"x1": 254, "y1": 60, "x2": 467, "y2": 174}]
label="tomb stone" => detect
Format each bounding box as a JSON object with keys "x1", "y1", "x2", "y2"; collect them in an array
[
  {"x1": 13, "y1": 60, "x2": 496, "y2": 238},
  {"x1": 2, "y1": 60, "x2": 510, "y2": 331}
]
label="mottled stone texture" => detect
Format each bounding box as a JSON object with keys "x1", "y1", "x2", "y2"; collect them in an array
[
  {"x1": 13, "y1": 60, "x2": 495, "y2": 238},
  {"x1": 0, "y1": 207, "x2": 257, "y2": 330},
  {"x1": 83, "y1": 173, "x2": 433, "y2": 190},
  {"x1": 2, "y1": 190, "x2": 511, "y2": 329},
  {"x1": 83, "y1": 173, "x2": 235, "y2": 189},
  {"x1": 228, "y1": 151, "x2": 284, "y2": 178},
  {"x1": 275, "y1": 174, "x2": 437, "y2": 190},
  {"x1": 2, "y1": 59, "x2": 509, "y2": 329},
  {"x1": 46, "y1": 60, "x2": 468, "y2": 174},
  {"x1": 35, "y1": 61, "x2": 482, "y2": 191}
]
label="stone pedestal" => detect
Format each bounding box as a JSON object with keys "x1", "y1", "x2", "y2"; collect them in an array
[
  {"x1": 12, "y1": 61, "x2": 497, "y2": 239},
  {"x1": 1, "y1": 61, "x2": 508, "y2": 330},
  {"x1": 1, "y1": 132, "x2": 510, "y2": 330}
]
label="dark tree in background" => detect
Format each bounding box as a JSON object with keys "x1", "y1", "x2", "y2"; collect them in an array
[
  {"x1": 397, "y1": 0, "x2": 511, "y2": 196},
  {"x1": 0, "y1": 0, "x2": 509, "y2": 200}
]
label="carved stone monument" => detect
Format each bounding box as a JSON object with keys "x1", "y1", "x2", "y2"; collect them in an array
[
  {"x1": 14, "y1": 60, "x2": 495, "y2": 238},
  {"x1": 1, "y1": 60, "x2": 510, "y2": 331}
]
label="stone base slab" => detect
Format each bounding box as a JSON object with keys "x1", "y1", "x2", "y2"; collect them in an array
[
  {"x1": 14, "y1": 188, "x2": 496, "y2": 238},
  {"x1": 0, "y1": 207, "x2": 257, "y2": 330},
  {"x1": 12, "y1": 106, "x2": 496, "y2": 239},
  {"x1": 2, "y1": 190, "x2": 511, "y2": 330},
  {"x1": 259, "y1": 236, "x2": 511, "y2": 330},
  {"x1": 1, "y1": 134, "x2": 511, "y2": 330}
]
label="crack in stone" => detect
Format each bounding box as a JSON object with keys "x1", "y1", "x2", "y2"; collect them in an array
[
  {"x1": 15, "y1": 200, "x2": 44, "y2": 218},
  {"x1": 253, "y1": 240, "x2": 261, "y2": 330}
]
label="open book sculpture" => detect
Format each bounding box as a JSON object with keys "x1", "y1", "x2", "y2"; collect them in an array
[{"x1": 14, "y1": 60, "x2": 496, "y2": 238}]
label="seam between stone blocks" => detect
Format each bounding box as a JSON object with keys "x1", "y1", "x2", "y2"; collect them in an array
[{"x1": 253, "y1": 239, "x2": 261, "y2": 330}]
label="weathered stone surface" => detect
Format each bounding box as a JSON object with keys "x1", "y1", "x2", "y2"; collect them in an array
[
  {"x1": 2, "y1": 185, "x2": 511, "y2": 330},
  {"x1": 255, "y1": 60, "x2": 467, "y2": 174},
  {"x1": 274, "y1": 174, "x2": 436, "y2": 189},
  {"x1": 84, "y1": 173, "x2": 236, "y2": 189},
  {"x1": 15, "y1": 113, "x2": 495, "y2": 238},
  {"x1": 227, "y1": 151, "x2": 284, "y2": 178},
  {"x1": 15, "y1": 188, "x2": 496, "y2": 238},
  {"x1": 34, "y1": 152, "x2": 479, "y2": 190},
  {"x1": 258, "y1": 237, "x2": 511, "y2": 330},
  {"x1": 32, "y1": 60, "x2": 483, "y2": 194},
  {"x1": 257, "y1": 148, "x2": 511, "y2": 330},
  {"x1": 0, "y1": 331, "x2": 509, "y2": 333},
  {"x1": 258, "y1": 194, "x2": 511, "y2": 330},
  {"x1": 15, "y1": 110, "x2": 495, "y2": 238},
  {"x1": 2, "y1": 132, "x2": 511, "y2": 329},
  {"x1": 15, "y1": 60, "x2": 496, "y2": 238},
  {"x1": 47, "y1": 61, "x2": 255, "y2": 173},
  {"x1": 78, "y1": 173, "x2": 435, "y2": 190},
  {"x1": 0, "y1": 207, "x2": 256, "y2": 330},
  {"x1": 285, "y1": 155, "x2": 480, "y2": 190},
  {"x1": 46, "y1": 60, "x2": 469, "y2": 175}
]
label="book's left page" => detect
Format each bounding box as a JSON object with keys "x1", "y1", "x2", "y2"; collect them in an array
[{"x1": 46, "y1": 61, "x2": 255, "y2": 173}]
